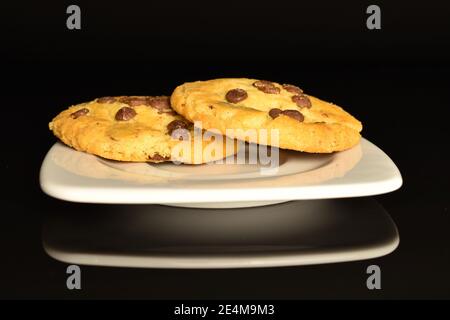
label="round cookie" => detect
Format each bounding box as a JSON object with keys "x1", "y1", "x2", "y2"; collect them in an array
[
  {"x1": 171, "y1": 78, "x2": 363, "y2": 153},
  {"x1": 49, "y1": 96, "x2": 237, "y2": 163}
]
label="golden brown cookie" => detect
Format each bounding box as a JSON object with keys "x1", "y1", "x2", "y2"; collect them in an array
[
  {"x1": 49, "y1": 96, "x2": 237, "y2": 163},
  {"x1": 171, "y1": 78, "x2": 363, "y2": 153}
]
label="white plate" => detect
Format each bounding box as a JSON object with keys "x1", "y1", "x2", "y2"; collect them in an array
[
  {"x1": 40, "y1": 138, "x2": 402, "y2": 208},
  {"x1": 42, "y1": 199, "x2": 399, "y2": 269}
]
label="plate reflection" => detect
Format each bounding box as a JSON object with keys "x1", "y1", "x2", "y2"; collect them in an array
[{"x1": 42, "y1": 198, "x2": 398, "y2": 268}]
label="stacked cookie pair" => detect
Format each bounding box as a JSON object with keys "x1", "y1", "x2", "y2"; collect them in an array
[{"x1": 49, "y1": 78, "x2": 362, "y2": 164}]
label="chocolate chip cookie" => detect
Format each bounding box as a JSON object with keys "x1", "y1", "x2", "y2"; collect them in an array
[
  {"x1": 49, "y1": 96, "x2": 237, "y2": 163},
  {"x1": 171, "y1": 78, "x2": 362, "y2": 153}
]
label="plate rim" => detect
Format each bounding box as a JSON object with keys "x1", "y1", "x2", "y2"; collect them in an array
[{"x1": 40, "y1": 138, "x2": 403, "y2": 204}]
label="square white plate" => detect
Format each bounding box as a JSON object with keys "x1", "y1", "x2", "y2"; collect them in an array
[{"x1": 40, "y1": 138, "x2": 402, "y2": 208}]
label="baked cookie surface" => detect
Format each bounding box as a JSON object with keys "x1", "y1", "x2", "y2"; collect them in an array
[
  {"x1": 49, "y1": 96, "x2": 236, "y2": 163},
  {"x1": 171, "y1": 78, "x2": 363, "y2": 153}
]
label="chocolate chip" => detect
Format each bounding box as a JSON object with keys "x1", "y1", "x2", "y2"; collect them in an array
[
  {"x1": 269, "y1": 108, "x2": 283, "y2": 119},
  {"x1": 254, "y1": 80, "x2": 274, "y2": 87},
  {"x1": 292, "y1": 94, "x2": 312, "y2": 108},
  {"x1": 115, "y1": 107, "x2": 136, "y2": 121},
  {"x1": 119, "y1": 96, "x2": 149, "y2": 107},
  {"x1": 116, "y1": 96, "x2": 173, "y2": 111},
  {"x1": 282, "y1": 84, "x2": 303, "y2": 94},
  {"x1": 97, "y1": 96, "x2": 116, "y2": 103},
  {"x1": 269, "y1": 108, "x2": 304, "y2": 122},
  {"x1": 281, "y1": 109, "x2": 304, "y2": 122},
  {"x1": 70, "y1": 108, "x2": 89, "y2": 119},
  {"x1": 148, "y1": 153, "x2": 170, "y2": 162},
  {"x1": 253, "y1": 80, "x2": 280, "y2": 94},
  {"x1": 167, "y1": 120, "x2": 189, "y2": 136},
  {"x1": 225, "y1": 88, "x2": 248, "y2": 103},
  {"x1": 147, "y1": 96, "x2": 172, "y2": 113}
]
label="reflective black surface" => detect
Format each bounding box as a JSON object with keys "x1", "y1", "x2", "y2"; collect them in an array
[{"x1": 42, "y1": 199, "x2": 397, "y2": 263}]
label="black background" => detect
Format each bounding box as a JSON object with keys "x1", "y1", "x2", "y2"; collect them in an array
[{"x1": 1, "y1": 0, "x2": 449, "y2": 299}]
